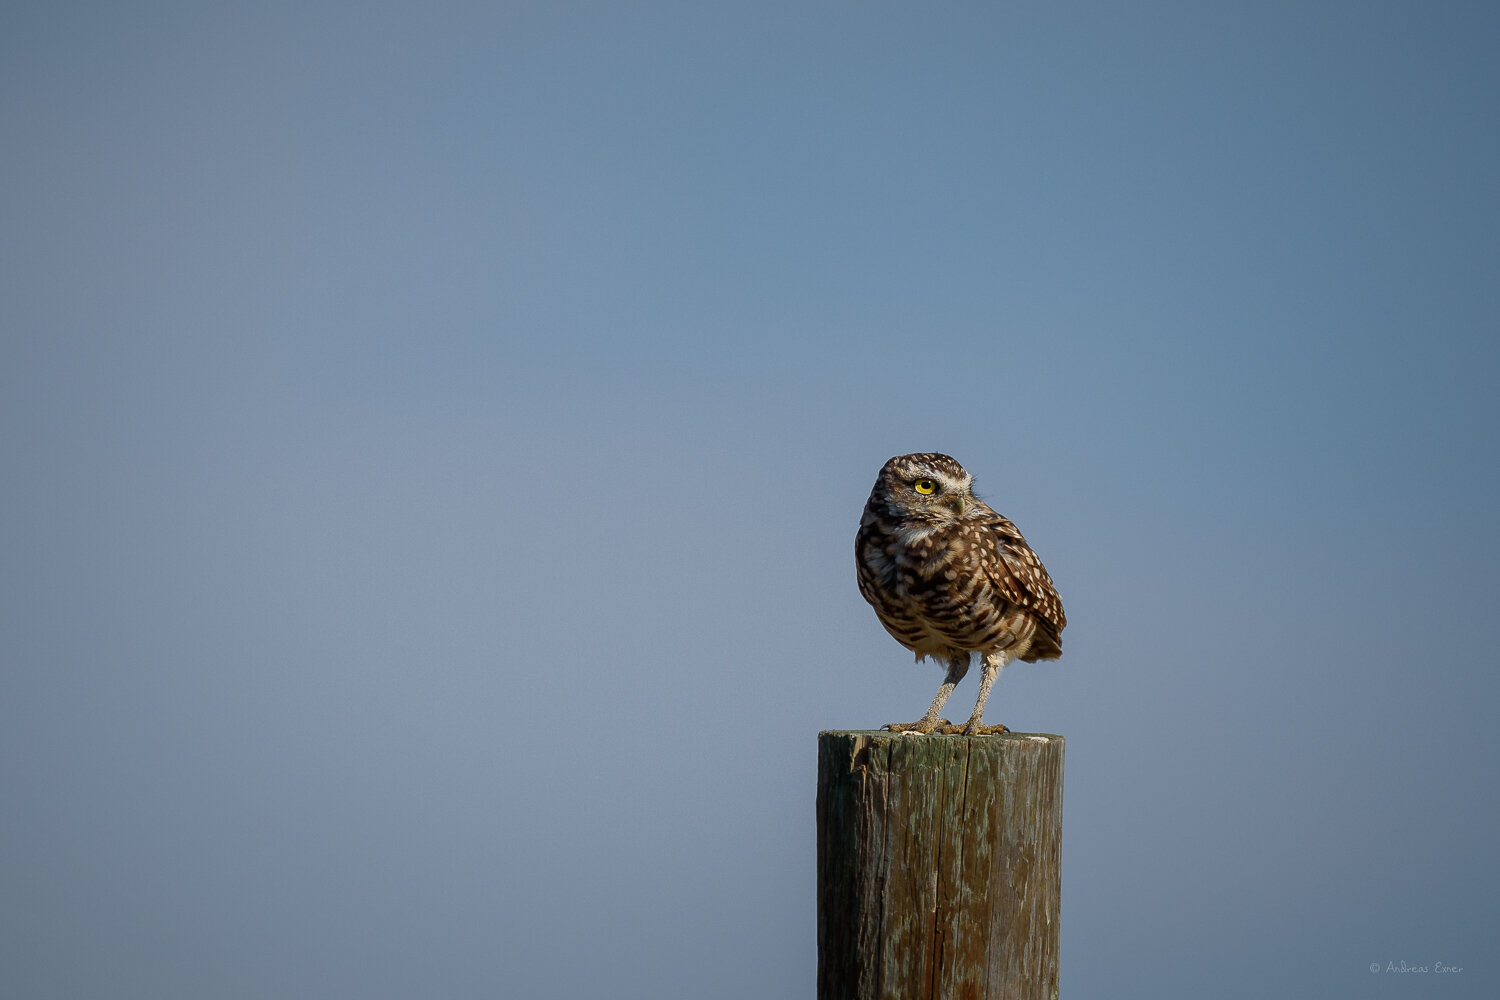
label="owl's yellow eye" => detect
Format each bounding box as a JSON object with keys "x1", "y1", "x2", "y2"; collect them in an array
[{"x1": 913, "y1": 479, "x2": 937, "y2": 495}]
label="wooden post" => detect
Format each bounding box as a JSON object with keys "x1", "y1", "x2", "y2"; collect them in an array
[{"x1": 817, "y1": 731, "x2": 1064, "y2": 1000}]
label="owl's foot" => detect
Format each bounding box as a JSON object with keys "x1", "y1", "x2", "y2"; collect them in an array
[
  {"x1": 882, "y1": 718, "x2": 950, "y2": 735},
  {"x1": 936, "y1": 721, "x2": 1010, "y2": 736}
]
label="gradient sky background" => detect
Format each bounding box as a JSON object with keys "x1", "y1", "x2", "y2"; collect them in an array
[{"x1": 3, "y1": 2, "x2": 1497, "y2": 998}]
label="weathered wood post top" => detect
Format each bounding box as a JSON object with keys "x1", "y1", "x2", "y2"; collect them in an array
[{"x1": 816, "y1": 730, "x2": 1064, "y2": 1000}]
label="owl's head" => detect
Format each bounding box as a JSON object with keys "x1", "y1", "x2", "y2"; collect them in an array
[{"x1": 867, "y1": 453, "x2": 977, "y2": 524}]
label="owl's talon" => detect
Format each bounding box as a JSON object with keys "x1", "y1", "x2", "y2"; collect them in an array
[
  {"x1": 930, "y1": 720, "x2": 1010, "y2": 735},
  {"x1": 882, "y1": 718, "x2": 949, "y2": 735}
]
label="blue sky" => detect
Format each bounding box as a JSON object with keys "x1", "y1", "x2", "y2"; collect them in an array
[{"x1": 3, "y1": 3, "x2": 1497, "y2": 998}]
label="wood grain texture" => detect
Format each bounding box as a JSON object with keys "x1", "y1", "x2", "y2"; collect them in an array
[{"x1": 817, "y1": 731, "x2": 1064, "y2": 1000}]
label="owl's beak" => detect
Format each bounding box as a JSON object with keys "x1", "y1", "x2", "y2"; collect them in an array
[{"x1": 943, "y1": 494, "x2": 969, "y2": 516}]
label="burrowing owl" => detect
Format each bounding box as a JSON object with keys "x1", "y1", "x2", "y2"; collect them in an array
[{"x1": 856, "y1": 453, "x2": 1066, "y2": 735}]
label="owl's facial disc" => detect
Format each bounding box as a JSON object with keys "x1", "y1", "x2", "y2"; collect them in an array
[{"x1": 903, "y1": 470, "x2": 970, "y2": 521}]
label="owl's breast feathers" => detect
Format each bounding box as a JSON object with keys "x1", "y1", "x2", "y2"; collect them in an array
[{"x1": 856, "y1": 510, "x2": 1065, "y2": 662}]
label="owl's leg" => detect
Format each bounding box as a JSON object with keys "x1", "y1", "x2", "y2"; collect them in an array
[
  {"x1": 883, "y1": 653, "x2": 969, "y2": 734},
  {"x1": 940, "y1": 650, "x2": 1012, "y2": 735}
]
